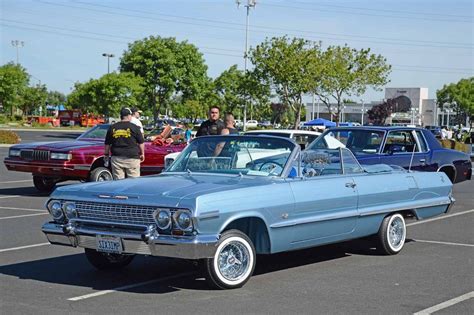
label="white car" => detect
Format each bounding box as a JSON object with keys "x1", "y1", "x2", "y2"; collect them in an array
[
  {"x1": 246, "y1": 120, "x2": 258, "y2": 128},
  {"x1": 163, "y1": 129, "x2": 345, "y2": 168}
]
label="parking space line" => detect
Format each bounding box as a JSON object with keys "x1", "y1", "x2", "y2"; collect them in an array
[
  {"x1": 0, "y1": 194, "x2": 42, "y2": 199},
  {"x1": 0, "y1": 180, "x2": 32, "y2": 184},
  {"x1": 413, "y1": 291, "x2": 474, "y2": 315},
  {"x1": 0, "y1": 243, "x2": 50, "y2": 253},
  {"x1": 0, "y1": 213, "x2": 49, "y2": 220},
  {"x1": 414, "y1": 239, "x2": 474, "y2": 248},
  {"x1": 68, "y1": 272, "x2": 195, "y2": 301},
  {"x1": 407, "y1": 209, "x2": 474, "y2": 227},
  {"x1": 0, "y1": 206, "x2": 47, "y2": 213}
]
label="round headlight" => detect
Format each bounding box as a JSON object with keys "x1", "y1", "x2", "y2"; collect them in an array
[
  {"x1": 63, "y1": 202, "x2": 77, "y2": 218},
  {"x1": 175, "y1": 211, "x2": 192, "y2": 231},
  {"x1": 48, "y1": 200, "x2": 64, "y2": 220},
  {"x1": 155, "y1": 209, "x2": 171, "y2": 230}
]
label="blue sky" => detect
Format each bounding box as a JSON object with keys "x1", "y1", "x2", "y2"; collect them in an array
[{"x1": 1, "y1": 0, "x2": 473, "y2": 104}]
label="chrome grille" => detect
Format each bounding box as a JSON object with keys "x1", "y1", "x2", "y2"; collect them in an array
[
  {"x1": 74, "y1": 201, "x2": 172, "y2": 226},
  {"x1": 20, "y1": 149, "x2": 50, "y2": 161}
]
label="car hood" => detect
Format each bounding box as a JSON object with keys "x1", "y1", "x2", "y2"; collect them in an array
[
  {"x1": 11, "y1": 140, "x2": 102, "y2": 151},
  {"x1": 52, "y1": 173, "x2": 273, "y2": 207}
]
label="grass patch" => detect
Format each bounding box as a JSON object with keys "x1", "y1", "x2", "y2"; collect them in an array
[{"x1": 0, "y1": 130, "x2": 21, "y2": 144}]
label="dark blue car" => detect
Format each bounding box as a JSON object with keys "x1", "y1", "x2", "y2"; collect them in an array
[{"x1": 308, "y1": 126, "x2": 472, "y2": 183}]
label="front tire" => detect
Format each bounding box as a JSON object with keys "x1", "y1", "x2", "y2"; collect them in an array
[
  {"x1": 33, "y1": 175, "x2": 56, "y2": 192},
  {"x1": 203, "y1": 229, "x2": 256, "y2": 289},
  {"x1": 89, "y1": 167, "x2": 113, "y2": 182},
  {"x1": 84, "y1": 248, "x2": 134, "y2": 270},
  {"x1": 377, "y1": 213, "x2": 406, "y2": 255}
]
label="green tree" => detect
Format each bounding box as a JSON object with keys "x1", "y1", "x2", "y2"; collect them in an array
[
  {"x1": 172, "y1": 99, "x2": 207, "y2": 122},
  {"x1": 21, "y1": 84, "x2": 48, "y2": 115},
  {"x1": 67, "y1": 72, "x2": 144, "y2": 116},
  {"x1": 0, "y1": 62, "x2": 29, "y2": 116},
  {"x1": 214, "y1": 65, "x2": 270, "y2": 121},
  {"x1": 46, "y1": 91, "x2": 66, "y2": 106},
  {"x1": 437, "y1": 77, "x2": 474, "y2": 128},
  {"x1": 120, "y1": 36, "x2": 209, "y2": 122},
  {"x1": 250, "y1": 36, "x2": 321, "y2": 129},
  {"x1": 314, "y1": 45, "x2": 391, "y2": 125}
]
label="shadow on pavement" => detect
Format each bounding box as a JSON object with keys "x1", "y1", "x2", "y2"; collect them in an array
[
  {"x1": 0, "y1": 186, "x2": 49, "y2": 197},
  {"x1": 0, "y1": 239, "x2": 383, "y2": 293}
]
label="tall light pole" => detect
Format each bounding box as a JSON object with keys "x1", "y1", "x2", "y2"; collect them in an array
[
  {"x1": 236, "y1": 0, "x2": 256, "y2": 131},
  {"x1": 102, "y1": 53, "x2": 115, "y2": 74},
  {"x1": 11, "y1": 40, "x2": 24, "y2": 64},
  {"x1": 446, "y1": 109, "x2": 451, "y2": 128},
  {"x1": 360, "y1": 99, "x2": 365, "y2": 125}
]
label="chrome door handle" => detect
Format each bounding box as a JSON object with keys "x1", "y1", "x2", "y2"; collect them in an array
[
  {"x1": 345, "y1": 182, "x2": 356, "y2": 188},
  {"x1": 419, "y1": 159, "x2": 426, "y2": 165}
]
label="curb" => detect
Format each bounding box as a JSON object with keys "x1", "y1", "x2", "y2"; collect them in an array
[{"x1": 0, "y1": 128, "x2": 84, "y2": 133}]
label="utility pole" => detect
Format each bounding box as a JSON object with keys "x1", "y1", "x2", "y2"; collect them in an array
[
  {"x1": 361, "y1": 99, "x2": 365, "y2": 125},
  {"x1": 11, "y1": 40, "x2": 24, "y2": 64},
  {"x1": 102, "y1": 53, "x2": 115, "y2": 74},
  {"x1": 236, "y1": 0, "x2": 256, "y2": 131}
]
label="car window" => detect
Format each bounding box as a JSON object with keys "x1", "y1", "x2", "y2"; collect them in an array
[
  {"x1": 291, "y1": 134, "x2": 318, "y2": 150},
  {"x1": 301, "y1": 149, "x2": 342, "y2": 176},
  {"x1": 341, "y1": 148, "x2": 364, "y2": 174},
  {"x1": 383, "y1": 131, "x2": 417, "y2": 153},
  {"x1": 77, "y1": 124, "x2": 109, "y2": 140},
  {"x1": 415, "y1": 130, "x2": 428, "y2": 152},
  {"x1": 308, "y1": 129, "x2": 382, "y2": 154}
]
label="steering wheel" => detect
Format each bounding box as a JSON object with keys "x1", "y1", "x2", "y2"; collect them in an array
[{"x1": 259, "y1": 161, "x2": 284, "y2": 175}]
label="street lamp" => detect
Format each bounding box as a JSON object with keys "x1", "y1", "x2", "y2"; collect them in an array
[
  {"x1": 11, "y1": 40, "x2": 24, "y2": 64},
  {"x1": 236, "y1": 0, "x2": 257, "y2": 131},
  {"x1": 102, "y1": 53, "x2": 115, "y2": 74},
  {"x1": 360, "y1": 99, "x2": 365, "y2": 125}
]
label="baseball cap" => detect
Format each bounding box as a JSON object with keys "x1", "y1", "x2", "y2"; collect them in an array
[
  {"x1": 120, "y1": 107, "x2": 132, "y2": 117},
  {"x1": 131, "y1": 107, "x2": 143, "y2": 114}
]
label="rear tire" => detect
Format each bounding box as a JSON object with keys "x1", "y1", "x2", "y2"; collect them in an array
[
  {"x1": 33, "y1": 175, "x2": 56, "y2": 192},
  {"x1": 89, "y1": 167, "x2": 113, "y2": 182},
  {"x1": 84, "y1": 248, "x2": 134, "y2": 270},
  {"x1": 377, "y1": 213, "x2": 406, "y2": 255}
]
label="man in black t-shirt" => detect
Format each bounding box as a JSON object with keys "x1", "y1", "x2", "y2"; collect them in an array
[
  {"x1": 196, "y1": 106, "x2": 224, "y2": 137},
  {"x1": 195, "y1": 106, "x2": 225, "y2": 157},
  {"x1": 104, "y1": 107, "x2": 145, "y2": 179}
]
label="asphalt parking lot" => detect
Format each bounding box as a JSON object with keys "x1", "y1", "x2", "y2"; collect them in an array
[{"x1": 0, "y1": 131, "x2": 473, "y2": 314}]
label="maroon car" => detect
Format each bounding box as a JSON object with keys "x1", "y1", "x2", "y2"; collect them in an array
[{"x1": 4, "y1": 124, "x2": 186, "y2": 192}]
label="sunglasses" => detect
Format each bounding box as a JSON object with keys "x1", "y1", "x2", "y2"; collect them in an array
[{"x1": 210, "y1": 111, "x2": 219, "y2": 114}]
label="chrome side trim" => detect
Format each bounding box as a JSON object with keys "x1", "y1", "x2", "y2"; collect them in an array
[
  {"x1": 198, "y1": 210, "x2": 220, "y2": 220},
  {"x1": 269, "y1": 197, "x2": 452, "y2": 229},
  {"x1": 270, "y1": 209, "x2": 358, "y2": 229}
]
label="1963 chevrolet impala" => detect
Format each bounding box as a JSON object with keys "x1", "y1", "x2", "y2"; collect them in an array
[{"x1": 42, "y1": 135, "x2": 454, "y2": 289}]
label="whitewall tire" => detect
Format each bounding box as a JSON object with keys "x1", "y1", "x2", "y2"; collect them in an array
[
  {"x1": 204, "y1": 229, "x2": 256, "y2": 289},
  {"x1": 377, "y1": 213, "x2": 406, "y2": 255}
]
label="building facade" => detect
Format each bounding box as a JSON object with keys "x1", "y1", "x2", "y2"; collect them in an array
[{"x1": 306, "y1": 87, "x2": 439, "y2": 126}]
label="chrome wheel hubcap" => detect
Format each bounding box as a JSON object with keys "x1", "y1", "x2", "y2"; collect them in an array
[
  {"x1": 389, "y1": 217, "x2": 405, "y2": 249},
  {"x1": 218, "y1": 241, "x2": 250, "y2": 281}
]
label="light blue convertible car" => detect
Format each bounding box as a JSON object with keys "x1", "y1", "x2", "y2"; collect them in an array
[{"x1": 42, "y1": 135, "x2": 454, "y2": 289}]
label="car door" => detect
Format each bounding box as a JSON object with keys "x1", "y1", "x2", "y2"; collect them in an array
[
  {"x1": 380, "y1": 130, "x2": 429, "y2": 171},
  {"x1": 284, "y1": 150, "x2": 358, "y2": 246}
]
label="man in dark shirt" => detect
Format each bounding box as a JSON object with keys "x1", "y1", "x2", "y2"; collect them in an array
[
  {"x1": 195, "y1": 106, "x2": 225, "y2": 157},
  {"x1": 104, "y1": 107, "x2": 145, "y2": 180},
  {"x1": 196, "y1": 106, "x2": 224, "y2": 137}
]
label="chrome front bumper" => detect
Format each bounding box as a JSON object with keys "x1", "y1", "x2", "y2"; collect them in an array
[{"x1": 42, "y1": 222, "x2": 219, "y2": 259}]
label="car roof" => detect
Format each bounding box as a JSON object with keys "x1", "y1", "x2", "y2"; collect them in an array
[
  {"x1": 245, "y1": 129, "x2": 321, "y2": 135},
  {"x1": 329, "y1": 126, "x2": 425, "y2": 131}
]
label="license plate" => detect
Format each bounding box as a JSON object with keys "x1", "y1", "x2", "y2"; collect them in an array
[{"x1": 96, "y1": 235, "x2": 123, "y2": 254}]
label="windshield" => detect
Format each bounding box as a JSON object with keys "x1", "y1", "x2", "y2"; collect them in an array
[
  {"x1": 166, "y1": 135, "x2": 296, "y2": 176},
  {"x1": 307, "y1": 129, "x2": 383, "y2": 155},
  {"x1": 77, "y1": 124, "x2": 110, "y2": 140}
]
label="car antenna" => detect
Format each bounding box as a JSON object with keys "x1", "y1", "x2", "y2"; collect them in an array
[{"x1": 408, "y1": 143, "x2": 417, "y2": 173}]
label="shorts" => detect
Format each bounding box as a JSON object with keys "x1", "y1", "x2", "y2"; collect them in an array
[{"x1": 111, "y1": 156, "x2": 141, "y2": 180}]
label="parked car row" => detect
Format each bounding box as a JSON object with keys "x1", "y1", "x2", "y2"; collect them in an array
[{"x1": 3, "y1": 125, "x2": 471, "y2": 194}]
